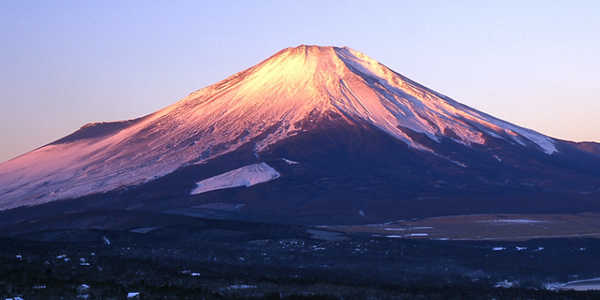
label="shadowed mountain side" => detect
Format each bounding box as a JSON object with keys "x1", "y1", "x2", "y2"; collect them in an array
[
  {"x1": 2, "y1": 116, "x2": 599, "y2": 231},
  {"x1": 571, "y1": 141, "x2": 600, "y2": 157}
]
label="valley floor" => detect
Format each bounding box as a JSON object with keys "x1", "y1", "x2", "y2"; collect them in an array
[
  {"x1": 327, "y1": 213, "x2": 600, "y2": 241},
  {"x1": 2, "y1": 218, "x2": 600, "y2": 299}
]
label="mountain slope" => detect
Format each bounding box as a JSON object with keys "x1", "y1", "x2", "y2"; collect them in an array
[{"x1": 0, "y1": 45, "x2": 598, "y2": 219}]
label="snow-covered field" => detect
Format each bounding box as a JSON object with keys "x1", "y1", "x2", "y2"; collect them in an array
[
  {"x1": 325, "y1": 213, "x2": 600, "y2": 241},
  {"x1": 547, "y1": 278, "x2": 600, "y2": 291}
]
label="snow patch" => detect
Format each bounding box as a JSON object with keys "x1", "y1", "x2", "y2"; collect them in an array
[
  {"x1": 226, "y1": 285, "x2": 257, "y2": 290},
  {"x1": 409, "y1": 233, "x2": 428, "y2": 237},
  {"x1": 191, "y1": 163, "x2": 280, "y2": 195},
  {"x1": 495, "y1": 280, "x2": 517, "y2": 288},
  {"x1": 481, "y1": 219, "x2": 546, "y2": 224},
  {"x1": 282, "y1": 158, "x2": 300, "y2": 165},
  {"x1": 385, "y1": 235, "x2": 403, "y2": 239},
  {"x1": 130, "y1": 227, "x2": 160, "y2": 234},
  {"x1": 546, "y1": 277, "x2": 600, "y2": 291}
]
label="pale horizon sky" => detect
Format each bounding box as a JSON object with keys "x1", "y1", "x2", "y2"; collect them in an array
[{"x1": 1, "y1": 1, "x2": 600, "y2": 163}]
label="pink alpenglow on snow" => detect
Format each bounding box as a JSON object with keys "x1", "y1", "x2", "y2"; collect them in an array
[{"x1": 0, "y1": 45, "x2": 559, "y2": 210}]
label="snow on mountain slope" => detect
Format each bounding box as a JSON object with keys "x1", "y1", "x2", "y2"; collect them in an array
[
  {"x1": 0, "y1": 45, "x2": 558, "y2": 210},
  {"x1": 191, "y1": 162, "x2": 280, "y2": 195}
]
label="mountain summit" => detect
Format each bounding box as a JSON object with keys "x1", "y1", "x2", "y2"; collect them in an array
[{"x1": 1, "y1": 45, "x2": 599, "y2": 224}]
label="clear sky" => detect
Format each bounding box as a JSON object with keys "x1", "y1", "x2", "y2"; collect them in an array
[{"x1": 1, "y1": 0, "x2": 599, "y2": 163}]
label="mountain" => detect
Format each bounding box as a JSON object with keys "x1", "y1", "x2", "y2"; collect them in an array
[
  {"x1": 1, "y1": 45, "x2": 600, "y2": 228},
  {"x1": 572, "y1": 141, "x2": 600, "y2": 156}
]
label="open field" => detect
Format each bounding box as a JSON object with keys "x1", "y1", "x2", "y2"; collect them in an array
[{"x1": 325, "y1": 213, "x2": 600, "y2": 241}]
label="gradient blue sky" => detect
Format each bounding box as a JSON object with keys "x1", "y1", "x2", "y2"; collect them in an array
[{"x1": 1, "y1": 0, "x2": 599, "y2": 163}]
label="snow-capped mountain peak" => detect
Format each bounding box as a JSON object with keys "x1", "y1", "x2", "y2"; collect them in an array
[
  {"x1": 0, "y1": 45, "x2": 559, "y2": 210},
  {"x1": 166, "y1": 45, "x2": 556, "y2": 154}
]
